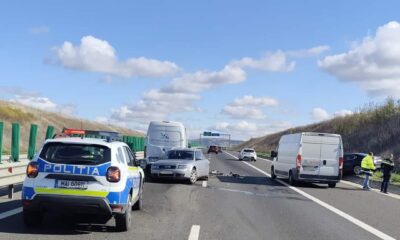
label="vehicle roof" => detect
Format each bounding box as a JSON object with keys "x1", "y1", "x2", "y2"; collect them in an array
[
  {"x1": 149, "y1": 120, "x2": 184, "y2": 127},
  {"x1": 45, "y1": 137, "x2": 126, "y2": 148},
  {"x1": 168, "y1": 147, "x2": 197, "y2": 152},
  {"x1": 242, "y1": 148, "x2": 255, "y2": 150}
]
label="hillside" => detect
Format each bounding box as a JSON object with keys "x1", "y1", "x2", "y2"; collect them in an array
[
  {"x1": 0, "y1": 100, "x2": 143, "y2": 153},
  {"x1": 237, "y1": 99, "x2": 400, "y2": 165}
]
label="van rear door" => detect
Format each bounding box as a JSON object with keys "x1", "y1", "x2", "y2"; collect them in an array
[
  {"x1": 319, "y1": 136, "x2": 340, "y2": 176},
  {"x1": 301, "y1": 134, "x2": 340, "y2": 178}
]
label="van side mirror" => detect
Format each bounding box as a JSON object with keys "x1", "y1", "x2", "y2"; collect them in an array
[{"x1": 271, "y1": 151, "x2": 278, "y2": 158}]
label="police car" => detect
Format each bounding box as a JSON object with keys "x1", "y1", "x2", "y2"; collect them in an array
[{"x1": 22, "y1": 131, "x2": 144, "y2": 231}]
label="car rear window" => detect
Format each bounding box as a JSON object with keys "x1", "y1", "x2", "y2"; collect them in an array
[
  {"x1": 39, "y1": 142, "x2": 111, "y2": 165},
  {"x1": 166, "y1": 150, "x2": 194, "y2": 160},
  {"x1": 244, "y1": 149, "x2": 254, "y2": 153}
]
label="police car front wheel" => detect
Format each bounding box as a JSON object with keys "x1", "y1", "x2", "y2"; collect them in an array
[{"x1": 23, "y1": 210, "x2": 43, "y2": 227}]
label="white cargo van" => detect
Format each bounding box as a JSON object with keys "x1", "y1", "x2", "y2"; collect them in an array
[
  {"x1": 145, "y1": 121, "x2": 188, "y2": 169},
  {"x1": 270, "y1": 132, "x2": 343, "y2": 188}
]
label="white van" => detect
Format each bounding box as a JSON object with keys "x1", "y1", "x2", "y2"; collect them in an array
[
  {"x1": 270, "y1": 132, "x2": 343, "y2": 188},
  {"x1": 145, "y1": 121, "x2": 188, "y2": 169}
]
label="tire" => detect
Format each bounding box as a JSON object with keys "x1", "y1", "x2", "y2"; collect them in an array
[
  {"x1": 132, "y1": 186, "x2": 143, "y2": 211},
  {"x1": 188, "y1": 168, "x2": 197, "y2": 184},
  {"x1": 238, "y1": 158, "x2": 242, "y2": 161},
  {"x1": 271, "y1": 167, "x2": 277, "y2": 179},
  {"x1": 23, "y1": 209, "x2": 43, "y2": 227},
  {"x1": 288, "y1": 171, "x2": 296, "y2": 186},
  {"x1": 115, "y1": 194, "x2": 132, "y2": 232},
  {"x1": 328, "y1": 183, "x2": 337, "y2": 188},
  {"x1": 353, "y1": 165, "x2": 362, "y2": 175}
]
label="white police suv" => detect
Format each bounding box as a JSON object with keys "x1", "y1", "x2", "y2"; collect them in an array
[{"x1": 22, "y1": 136, "x2": 144, "y2": 231}]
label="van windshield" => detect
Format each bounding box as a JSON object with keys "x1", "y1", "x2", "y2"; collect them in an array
[
  {"x1": 148, "y1": 127, "x2": 183, "y2": 147},
  {"x1": 39, "y1": 142, "x2": 111, "y2": 165}
]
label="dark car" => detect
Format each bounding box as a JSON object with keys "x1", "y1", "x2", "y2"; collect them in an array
[
  {"x1": 343, "y1": 153, "x2": 382, "y2": 175},
  {"x1": 208, "y1": 145, "x2": 220, "y2": 154}
]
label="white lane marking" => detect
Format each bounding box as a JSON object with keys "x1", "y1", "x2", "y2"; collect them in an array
[
  {"x1": 0, "y1": 207, "x2": 22, "y2": 220},
  {"x1": 202, "y1": 181, "x2": 208, "y2": 188},
  {"x1": 223, "y1": 151, "x2": 396, "y2": 240},
  {"x1": 188, "y1": 225, "x2": 201, "y2": 240},
  {"x1": 341, "y1": 180, "x2": 400, "y2": 200}
]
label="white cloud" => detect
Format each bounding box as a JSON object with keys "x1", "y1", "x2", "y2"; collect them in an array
[
  {"x1": 54, "y1": 35, "x2": 180, "y2": 78},
  {"x1": 334, "y1": 109, "x2": 353, "y2": 117},
  {"x1": 222, "y1": 95, "x2": 279, "y2": 119},
  {"x1": 319, "y1": 21, "x2": 400, "y2": 96},
  {"x1": 287, "y1": 45, "x2": 330, "y2": 57},
  {"x1": 229, "y1": 50, "x2": 295, "y2": 72},
  {"x1": 230, "y1": 95, "x2": 278, "y2": 107},
  {"x1": 311, "y1": 108, "x2": 353, "y2": 122},
  {"x1": 29, "y1": 26, "x2": 50, "y2": 34},
  {"x1": 111, "y1": 89, "x2": 201, "y2": 125},
  {"x1": 213, "y1": 120, "x2": 291, "y2": 140},
  {"x1": 222, "y1": 106, "x2": 265, "y2": 119},
  {"x1": 163, "y1": 65, "x2": 246, "y2": 93},
  {"x1": 311, "y1": 108, "x2": 331, "y2": 121},
  {"x1": 9, "y1": 95, "x2": 75, "y2": 115},
  {"x1": 95, "y1": 116, "x2": 109, "y2": 124}
]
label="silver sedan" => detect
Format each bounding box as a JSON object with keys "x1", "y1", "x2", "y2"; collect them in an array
[{"x1": 151, "y1": 148, "x2": 210, "y2": 184}]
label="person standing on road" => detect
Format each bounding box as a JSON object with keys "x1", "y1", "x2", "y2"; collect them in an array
[
  {"x1": 361, "y1": 152, "x2": 376, "y2": 190},
  {"x1": 380, "y1": 153, "x2": 395, "y2": 194}
]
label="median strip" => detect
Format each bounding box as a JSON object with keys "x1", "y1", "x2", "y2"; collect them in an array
[{"x1": 223, "y1": 151, "x2": 396, "y2": 240}]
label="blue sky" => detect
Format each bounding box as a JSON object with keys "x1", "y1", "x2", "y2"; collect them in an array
[{"x1": 1, "y1": 1, "x2": 400, "y2": 139}]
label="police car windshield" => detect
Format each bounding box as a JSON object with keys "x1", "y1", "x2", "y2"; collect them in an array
[
  {"x1": 39, "y1": 142, "x2": 111, "y2": 165},
  {"x1": 166, "y1": 150, "x2": 194, "y2": 160}
]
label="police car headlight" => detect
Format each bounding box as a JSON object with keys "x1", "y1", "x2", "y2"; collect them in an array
[
  {"x1": 26, "y1": 162, "x2": 39, "y2": 178},
  {"x1": 177, "y1": 165, "x2": 187, "y2": 169}
]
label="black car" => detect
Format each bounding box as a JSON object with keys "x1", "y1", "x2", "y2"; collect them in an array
[
  {"x1": 208, "y1": 145, "x2": 221, "y2": 154},
  {"x1": 343, "y1": 153, "x2": 382, "y2": 175}
]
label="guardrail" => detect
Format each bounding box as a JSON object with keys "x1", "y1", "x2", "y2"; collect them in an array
[{"x1": 0, "y1": 154, "x2": 28, "y2": 199}]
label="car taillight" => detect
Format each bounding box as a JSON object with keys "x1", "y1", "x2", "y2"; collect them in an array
[
  {"x1": 107, "y1": 167, "x2": 121, "y2": 182},
  {"x1": 339, "y1": 157, "x2": 343, "y2": 170},
  {"x1": 26, "y1": 162, "x2": 39, "y2": 178},
  {"x1": 296, "y1": 154, "x2": 302, "y2": 170}
]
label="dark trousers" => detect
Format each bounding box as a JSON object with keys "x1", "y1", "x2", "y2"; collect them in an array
[{"x1": 380, "y1": 174, "x2": 391, "y2": 193}]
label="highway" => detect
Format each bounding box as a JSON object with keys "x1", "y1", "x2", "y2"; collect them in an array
[{"x1": 0, "y1": 151, "x2": 399, "y2": 240}]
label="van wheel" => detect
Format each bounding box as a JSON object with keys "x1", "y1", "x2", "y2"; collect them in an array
[
  {"x1": 115, "y1": 194, "x2": 132, "y2": 232},
  {"x1": 271, "y1": 167, "x2": 277, "y2": 179},
  {"x1": 23, "y1": 210, "x2": 43, "y2": 227},
  {"x1": 328, "y1": 183, "x2": 336, "y2": 188},
  {"x1": 288, "y1": 171, "x2": 296, "y2": 186},
  {"x1": 189, "y1": 168, "x2": 197, "y2": 184}
]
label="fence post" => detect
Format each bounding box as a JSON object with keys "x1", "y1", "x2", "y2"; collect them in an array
[
  {"x1": 45, "y1": 125, "x2": 55, "y2": 139},
  {"x1": 0, "y1": 122, "x2": 3, "y2": 163},
  {"x1": 28, "y1": 124, "x2": 38, "y2": 160},
  {"x1": 11, "y1": 123, "x2": 20, "y2": 162}
]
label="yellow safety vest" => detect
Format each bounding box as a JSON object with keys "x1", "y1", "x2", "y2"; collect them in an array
[{"x1": 361, "y1": 155, "x2": 376, "y2": 170}]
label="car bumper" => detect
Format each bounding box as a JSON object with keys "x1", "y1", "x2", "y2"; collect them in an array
[
  {"x1": 22, "y1": 194, "x2": 127, "y2": 217},
  {"x1": 150, "y1": 169, "x2": 190, "y2": 179},
  {"x1": 241, "y1": 155, "x2": 257, "y2": 160},
  {"x1": 296, "y1": 173, "x2": 340, "y2": 183}
]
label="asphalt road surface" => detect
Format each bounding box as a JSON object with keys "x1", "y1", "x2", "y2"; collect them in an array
[{"x1": 0, "y1": 151, "x2": 398, "y2": 240}]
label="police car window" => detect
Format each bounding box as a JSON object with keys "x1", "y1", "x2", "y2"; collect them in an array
[
  {"x1": 117, "y1": 147, "x2": 126, "y2": 164},
  {"x1": 123, "y1": 147, "x2": 134, "y2": 166},
  {"x1": 39, "y1": 142, "x2": 111, "y2": 165}
]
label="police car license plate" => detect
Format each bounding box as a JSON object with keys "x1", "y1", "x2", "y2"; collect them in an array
[{"x1": 56, "y1": 180, "x2": 88, "y2": 189}]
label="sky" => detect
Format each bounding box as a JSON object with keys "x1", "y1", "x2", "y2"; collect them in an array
[{"x1": 1, "y1": 1, "x2": 400, "y2": 140}]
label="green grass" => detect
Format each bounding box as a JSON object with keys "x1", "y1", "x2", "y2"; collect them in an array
[
  {"x1": 257, "y1": 152, "x2": 271, "y2": 159},
  {"x1": 0, "y1": 105, "x2": 35, "y2": 123},
  {"x1": 371, "y1": 171, "x2": 400, "y2": 185}
]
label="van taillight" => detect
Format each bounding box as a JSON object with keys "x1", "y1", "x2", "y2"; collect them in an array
[
  {"x1": 26, "y1": 162, "x2": 39, "y2": 178},
  {"x1": 107, "y1": 167, "x2": 121, "y2": 182},
  {"x1": 339, "y1": 157, "x2": 344, "y2": 170},
  {"x1": 296, "y1": 154, "x2": 302, "y2": 169}
]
